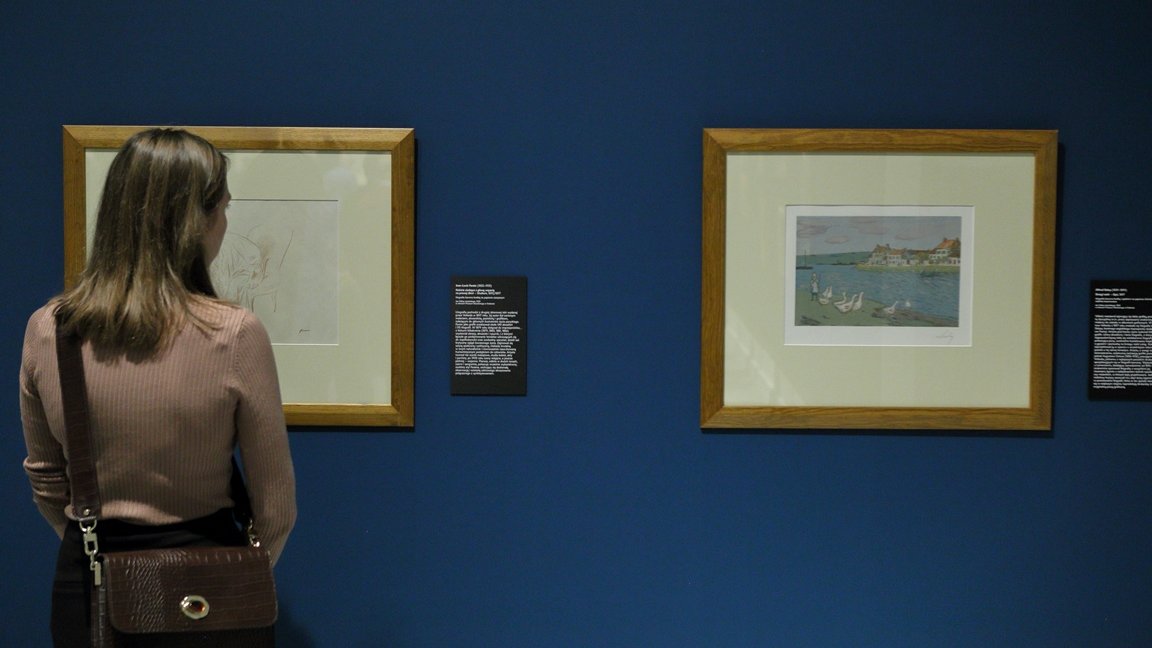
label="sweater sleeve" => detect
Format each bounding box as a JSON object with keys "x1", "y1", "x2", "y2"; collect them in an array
[
  {"x1": 230, "y1": 311, "x2": 297, "y2": 565},
  {"x1": 20, "y1": 309, "x2": 70, "y2": 538}
]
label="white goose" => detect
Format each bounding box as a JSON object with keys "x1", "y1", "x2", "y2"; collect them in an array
[{"x1": 835, "y1": 292, "x2": 858, "y2": 313}]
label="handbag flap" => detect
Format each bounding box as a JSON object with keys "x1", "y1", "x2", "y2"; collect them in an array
[{"x1": 102, "y1": 546, "x2": 277, "y2": 633}]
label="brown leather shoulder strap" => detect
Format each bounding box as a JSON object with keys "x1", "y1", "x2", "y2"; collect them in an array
[{"x1": 54, "y1": 319, "x2": 102, "y2": 522}]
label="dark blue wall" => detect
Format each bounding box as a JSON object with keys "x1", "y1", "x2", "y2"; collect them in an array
[{"x1": 3, "y1": 2, "x2": 1150, "y2": 646}]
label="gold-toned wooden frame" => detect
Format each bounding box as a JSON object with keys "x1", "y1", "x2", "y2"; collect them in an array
[
  {"x1": 701, "y1": 128, "x2": 1057, "y2": 430},
  {"x1": 63, "y1": 125, "x2": 415, "y2": 427}
]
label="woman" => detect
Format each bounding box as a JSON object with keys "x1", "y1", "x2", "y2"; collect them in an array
[{"x1": 19, "y1": 128, "x2": 297, "y2": 645}]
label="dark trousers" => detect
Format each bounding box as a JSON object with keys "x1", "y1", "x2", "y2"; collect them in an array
[{"x1": 51, "y1": 509, "x2": 245, "y2": 647}]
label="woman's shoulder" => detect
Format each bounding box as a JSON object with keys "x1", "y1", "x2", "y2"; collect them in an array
[
  {"x1": 189, "y1": 297, "x2": 250, "y2": 322},
  {"x1": 21, "y1": 301, "x2": 63, "y2": 371},
  {"x1": 188, "y1": 298, "x2": 270, "y2": 340},
  {"x1": 24, "y1": 301, "x2": 60, "y2": 337}
]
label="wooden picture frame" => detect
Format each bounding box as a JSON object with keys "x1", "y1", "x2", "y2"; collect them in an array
[
  {"x1": 63, "y1": 125, "x2": 415, "y2": 427},
  {"x1": 701, "y1": 128, "x2": 1057, "y2": 430}
]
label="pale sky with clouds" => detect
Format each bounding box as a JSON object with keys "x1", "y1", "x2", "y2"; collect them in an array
[{"x1": 796, "y1": 215, "x2": 961, "y2": 255}]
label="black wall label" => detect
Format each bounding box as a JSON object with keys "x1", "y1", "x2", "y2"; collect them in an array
[
  {"x1": 452, "y1": 276, "x2": 527, "y2": 395},
  {"x1": 1090, "y1": 280, "x2": 1152, "y2": 401}
]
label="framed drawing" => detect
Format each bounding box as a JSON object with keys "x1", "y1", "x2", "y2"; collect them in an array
[
  {"x1": 701, "y1": 129, "x2": 1057, "y2": 430},
  {"x1": 63, "y1": 125, "x2": 415, "y2": 427}
]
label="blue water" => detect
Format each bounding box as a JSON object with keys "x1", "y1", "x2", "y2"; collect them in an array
[{"x1": 799, "y1": 264, "x2": 960, "y2": 320}]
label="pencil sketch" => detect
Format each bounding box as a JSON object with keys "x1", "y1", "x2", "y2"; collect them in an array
[
  {"x1": 216, "y1": 223, "x2": 292, "y2": 313},
  {"x1": 210, "y1": 199, "x2": 340, "y2": 345}
]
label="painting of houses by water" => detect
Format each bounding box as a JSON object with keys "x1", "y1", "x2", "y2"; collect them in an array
[
  {"x1": 784, "y1": 205, "x2": 974, "y2": 347},
  {"x1": 861, "y1": 238, "x2": 961, "y2": 270}
]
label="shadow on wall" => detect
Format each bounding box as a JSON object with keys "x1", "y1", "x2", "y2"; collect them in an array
[{"x1": 276, "y1": 607, "x2": 316, "y2": 647}]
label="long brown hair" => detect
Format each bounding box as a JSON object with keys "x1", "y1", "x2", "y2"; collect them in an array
[{"x1": 55, "y1": 128, "x2": 229, "y2": 352}]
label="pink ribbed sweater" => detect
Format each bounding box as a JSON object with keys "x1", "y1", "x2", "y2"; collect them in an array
[{"x1": 20, "y1": 300, "x2": 296, "y2": 564}]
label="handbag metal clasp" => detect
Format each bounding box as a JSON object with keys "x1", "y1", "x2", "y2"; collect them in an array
[
  {"x1": 246, "y1": 521, "x2": 262, "y2": 548},
  {"x1": 79, "y1": 519, "x2": 102, "y2": 586},
  {"x1": 180, "y1": 595, "x2": 210, "y2": 620}
]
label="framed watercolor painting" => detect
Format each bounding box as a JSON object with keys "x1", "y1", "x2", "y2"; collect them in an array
[{"x1": 701, "y1": 128, "x2": 1057, "y2": 430}]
